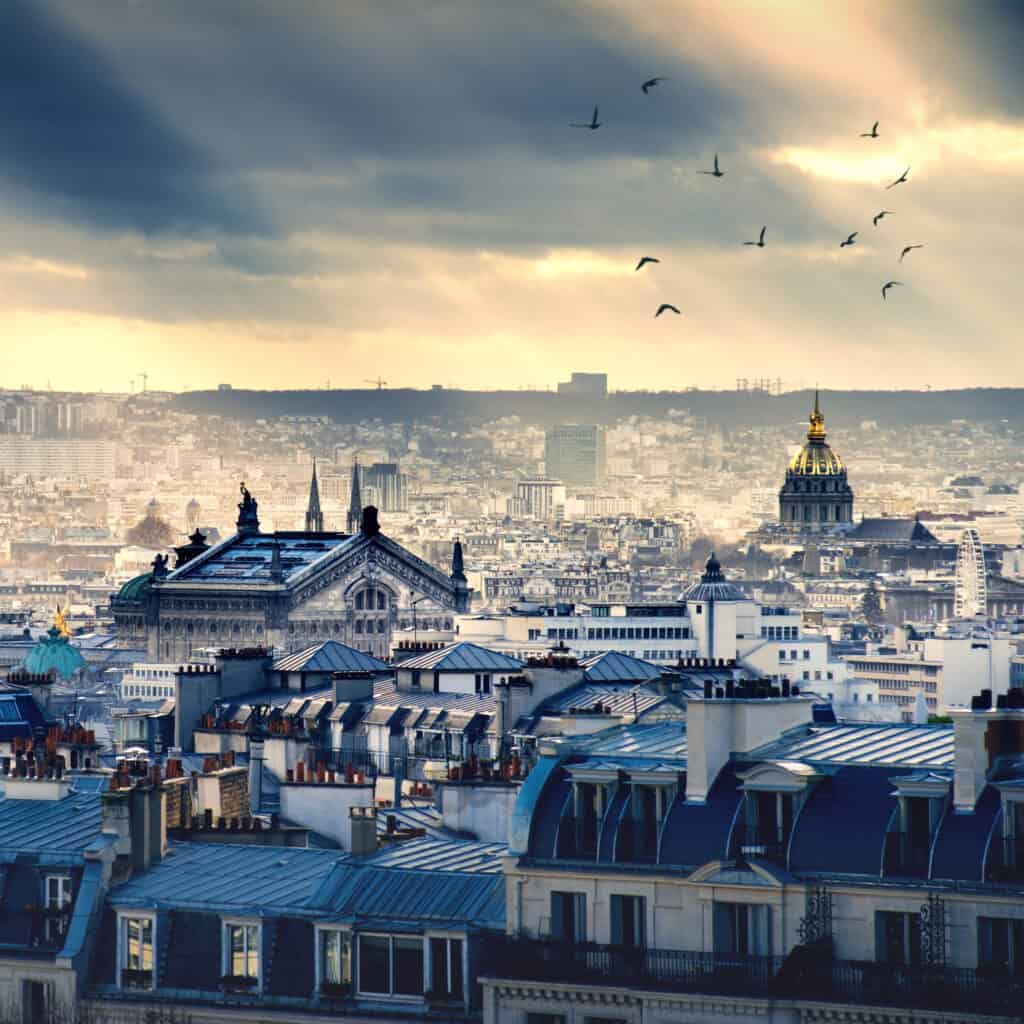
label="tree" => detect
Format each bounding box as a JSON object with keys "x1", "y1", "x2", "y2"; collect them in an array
[
  {"x1": 860, "y1": 578, "x2": 884, "y2": 625},
  {"x1": 125, "y1": 514, "x2": 175, "y2": 549}
]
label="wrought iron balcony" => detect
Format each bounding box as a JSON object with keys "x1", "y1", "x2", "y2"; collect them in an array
[
  {"x1": 740, "y1": 827, "x2": 788, "y2": 867},
  {"x1": 480, "y1": 936, "x2": 1024, "y2": 1016}
]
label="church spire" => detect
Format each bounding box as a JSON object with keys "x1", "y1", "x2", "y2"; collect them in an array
[
  {"x1": 347, "y1": 458, "x2": 362, "y2": 534},
  {"x1": 305, "y1": 458, "x2": 324, "y2": 532}
]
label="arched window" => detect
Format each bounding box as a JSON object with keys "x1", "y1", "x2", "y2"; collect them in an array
[
  {"x1": 356, "y1": 592, "x2": 365, "y2": 610},
  {"x1": 377, "y1": 591, "x2": 386, "y2": 611}
]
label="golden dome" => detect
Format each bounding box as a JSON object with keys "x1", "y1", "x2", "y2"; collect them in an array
[{"x1": 787, "y1": 391, "x2": 845, "y2": 476}]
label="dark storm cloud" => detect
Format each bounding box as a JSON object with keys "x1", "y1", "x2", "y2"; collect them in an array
[{"x1": 0, "y1": 0, "x2": 267, "y2": 236}]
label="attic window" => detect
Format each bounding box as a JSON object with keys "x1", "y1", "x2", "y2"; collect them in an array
[{"x1": 119, "y1": 914, "x2": 155, "y2": 990}]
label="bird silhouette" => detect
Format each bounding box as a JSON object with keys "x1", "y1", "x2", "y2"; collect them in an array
[
  {"x1": 873, "y1": 210, "x2": 893, "y2": 227},
  {"x1": 899, "y1": 244, "x2": 924, "y2": 263},
  {"x1": 697, "y1": 154, "x2": 723, "y2": 177},
  {"x1": 840, "y1": 232, "x2": 858, "y2": 248},
  {"x1": 655, "y1": 304, "x2": 681, "y2": 317},
  {"x1": 641, "y1": 77, "x2": 666, "y2": 94},
  {"x1": 570, "y1": 106, "x2": 601, "y2": 130},
  {"x1": 882, "y1": 281, "x2": 903, "y2": 300},
  {"x1": 886, "y1": 166, "x2": 910, "y2": 189},
  {"x1": 861, "y1": 121, "x2": 880, "y2": 138},
  {"x1": 744, "y1": 227, "x2": 767, "y2": 248},
  {"x1": 635, "y1": 256, "x2": 660, "y2": 271}
]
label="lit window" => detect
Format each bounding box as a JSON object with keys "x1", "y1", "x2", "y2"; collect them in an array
[
  {"x1": 320, "y1": 929, "x2": 351, "y2": 993},
  {"x1": 120, "y1": 916, "x2": 154, "y2": 989},
  {"x1": 223, "y1": 921, "x2": 260, "y2": 986}
]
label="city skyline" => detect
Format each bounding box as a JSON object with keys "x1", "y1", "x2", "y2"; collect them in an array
[{"x1": 2, "y1": 1, "x2": 1023, "y2": 392}]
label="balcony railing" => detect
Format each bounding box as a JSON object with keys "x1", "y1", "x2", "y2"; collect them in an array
[
  {"x1": 740, "y1": 827, "x2": 788, "y2": 867},
  {"x1": 480, "y1": 936, "x2": 1024, "y2": 1016}
]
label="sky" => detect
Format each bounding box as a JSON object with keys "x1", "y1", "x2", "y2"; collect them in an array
[{"x1": 1, "y1": 0, "x2": 1022, "y2": 394}]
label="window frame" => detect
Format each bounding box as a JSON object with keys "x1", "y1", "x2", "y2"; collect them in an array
[
  {"x1": 426, "y1": 930, "x2": 466, "y2": 1003},
  {"x1": 315, "y1": 924, "x2": 353, "y2": 993},
  {"x1": 221, "y1": 917, "x2": 262, "y2": 991},
  {"x1": 356, "y1": 931, "x2": 425, "y2": 1001},
  {"x1": 116, "y1": 911, "x2": 156, "y2": 991}
]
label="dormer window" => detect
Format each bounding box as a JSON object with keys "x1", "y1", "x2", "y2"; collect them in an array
[
  {"x1": 118, "y1": 914, "x2": 155, "y2": 990},
  {"x1": 737, "y1": 762, "x2": 821, "y2": 866},
  {"x1": 885, "y1": 773, "x2": 950, "y2": 878},
  {"x1": 222, "y1": 920, "x2": 261, "y2": 992}
]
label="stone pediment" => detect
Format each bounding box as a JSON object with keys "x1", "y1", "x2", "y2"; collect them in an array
[{"x1": 289, "y1": 534, "x2": 456, "y2": 610}]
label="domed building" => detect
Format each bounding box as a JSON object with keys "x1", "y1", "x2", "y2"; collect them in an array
[{"x1": 778, "y1": 392, "x2": 854, "y2": 532}]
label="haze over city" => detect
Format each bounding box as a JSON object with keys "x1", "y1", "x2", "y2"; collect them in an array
[
  {"x1": 5, "y1": 5, "x2": 1024, "y2": 1024},
  {"x1": 2, "y1": 0, "x2": 1023, "y2": 392}
]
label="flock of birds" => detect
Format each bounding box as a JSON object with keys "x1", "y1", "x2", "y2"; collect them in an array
[{"x1": 570, "y1": 84, "x2": 925, "y2": 316}]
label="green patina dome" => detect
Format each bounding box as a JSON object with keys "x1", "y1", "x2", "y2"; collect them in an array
[
  {"x1": 115, "y1": 572, "x2": 154, "y2": 604},
  {"x1": 20, "y1": 628, "x2": 87, "y2": 681}
]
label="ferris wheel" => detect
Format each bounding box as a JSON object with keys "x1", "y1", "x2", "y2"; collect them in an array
[{"x1": 954, "y1": 528, "x2": 987, "y2": 619}]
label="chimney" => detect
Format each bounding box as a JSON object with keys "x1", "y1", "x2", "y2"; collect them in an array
[
  {"x1": 952, "y1": 698, "x2": 1024, "y2": 812},
  {"x1": 349, "y1": 805, "x2": 378, "y2": 856},
  {"x1": 248, "y1": 735, "x2": 265, "y2": 814},
  {"x1": 685, "y1": 693, "x2": 815, "y2": 803}
]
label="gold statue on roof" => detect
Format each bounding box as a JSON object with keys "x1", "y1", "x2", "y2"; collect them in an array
[{"x1": 54, "y1": 602, "x2": 72, "y2": 639}]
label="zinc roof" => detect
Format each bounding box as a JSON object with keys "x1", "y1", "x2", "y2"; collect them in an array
[
  {"x1": 362, "y1": 836, "x2": 506, "y2": 874},
  {"x1": 272, "y1": 641, "x2": 389, "y2": 675},
  {"x1": 540, "y1": 682, "x2": 671, "y2": 718},
  {"x1": 746, "y1": 723, "x2": 955, "y2": 769},
  {"x1": 0, "y1": 786, "x2": 104, "y2": 859},
  {"x1": 107, "y1": 842, "x2": 345, "y2": 914},
  {"x1": 395, "y1": 642, "x2": 523, "y2": 673},
  {"x1": 579, "y1": 651, "x2": 662, "y2": 683},
  {"x1": 573, "y1": 721, "x2": 688, "y2": 762}
]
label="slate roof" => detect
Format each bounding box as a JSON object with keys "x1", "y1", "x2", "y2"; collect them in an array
[
  {"x1": 273, "y1": 640, "x2": 390, "y2": 674},
  {"x1": 745, "y1": 723, "x2": 954, "y2": 769},
  {"x1": 0, "y1": 690, "x2": 52, "y2": 741},
  {"x1": 846, "y1": 517, "x2": 940, "y2": 543},
  {"x1": 579, "y1": 650, "x2": 662, "y2": 683},
  {"x1": 395, "y1": 642, "x2": 523, "y2": 673}
]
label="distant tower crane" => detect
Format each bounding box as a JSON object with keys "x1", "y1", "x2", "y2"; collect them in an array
[
  {"x1": 364, "y1": 377, "x2": 388, "y2": 390},
  {"x1": 139, "y1": 372, "x2": 149, "y2": 393}
]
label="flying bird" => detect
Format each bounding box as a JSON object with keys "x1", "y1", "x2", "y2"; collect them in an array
[
  {"x1": 873, "y1": 210, "x2": 893, "y2": 227},
  {"x1": 641, "y1": 77, "x2": 666, "y2": 94},
  {"x1": 655, "y1": 304, "x2": 681, "y2": 317},
  {"x1": 635, "y1": 256, "x2": 660, "y2": 271},
  {"x1": 570, "y1": 106, "x2": 601, "y2": 130},
  {"x1": 697, "y1": 154, "x2": 723, "y2": 177},
  {"x1": 899, "y1": 244, "x2": 924, "y2": 263},
  {"x1": 882, "y1": 280, "x2": 903, "y2": 300},
  {"x1": 886, "y1": 166, "x2": 910, "y2": 189},
  {"x1": 744, "y1": 226, "x2": 767, "y2": 248},
  {"x1": 840, "y1": 232, "x2": 858, "y2": 248},
  {"x1": 860, "y1": 121, "x2": 880, "y2": 138}
]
